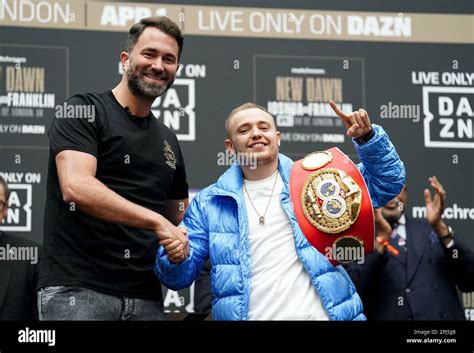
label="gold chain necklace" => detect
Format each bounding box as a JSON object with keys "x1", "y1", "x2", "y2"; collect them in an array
[{"x1": 243, "y1": 171, "x2": 279, "y2": 225}]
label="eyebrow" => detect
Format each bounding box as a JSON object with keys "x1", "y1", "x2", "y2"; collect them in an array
[
  {"x1": 141, "y1": 47, "x2": 177, "y2": 59},
  {"x1": 236, "y1": 120, "x2": 271, "y2": 130}
]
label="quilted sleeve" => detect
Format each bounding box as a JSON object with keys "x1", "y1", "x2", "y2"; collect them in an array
[{"x1": 353, "y1": 124, "x2": 406, "y2": 208}]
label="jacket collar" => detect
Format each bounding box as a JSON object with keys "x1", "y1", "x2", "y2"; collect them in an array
[{"x1": 212, "y1": 153, "x2": 293, "y2": 195}]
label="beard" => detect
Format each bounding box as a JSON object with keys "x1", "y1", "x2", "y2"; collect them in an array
[{"x1": 127, "y1": 65, "x2": 174, "y2": 100}]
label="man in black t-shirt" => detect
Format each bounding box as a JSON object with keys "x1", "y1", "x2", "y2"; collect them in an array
[{"x1": 37, "y1": 17, "x2": 190, "y2": 320}]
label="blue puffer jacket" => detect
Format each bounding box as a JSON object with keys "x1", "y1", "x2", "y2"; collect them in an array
[{"x1": 155, "y1": 124, "x2": 405, "y2": 320}]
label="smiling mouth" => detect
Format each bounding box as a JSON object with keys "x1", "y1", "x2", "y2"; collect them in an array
[
  {"x1": 248, "y1": 142, "x2": 267, "y2": 149},
  {"x1": 144, "y1": 74, "x2": 167, "y2": 82}
]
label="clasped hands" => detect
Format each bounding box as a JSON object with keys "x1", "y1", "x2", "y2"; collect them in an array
[{"x1": 155, "y1": 219, "x2": 189, "y2": 264}]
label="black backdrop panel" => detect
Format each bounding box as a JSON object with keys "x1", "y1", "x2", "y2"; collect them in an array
[{"x1": 0, "y1": 0, "x2": 472, "y2": 317}]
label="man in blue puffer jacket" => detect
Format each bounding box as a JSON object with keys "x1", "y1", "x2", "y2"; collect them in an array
[{"x1": 155, "y1": 101, "x2": 405, "y2": 320}]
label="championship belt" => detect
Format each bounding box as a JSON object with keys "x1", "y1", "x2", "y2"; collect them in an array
[{"x1": 289, "y1": 147, "x2": 374, "y2": 266}]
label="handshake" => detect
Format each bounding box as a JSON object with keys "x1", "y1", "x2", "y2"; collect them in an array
[{"x1": 155, "y1": 217, "x2": 189, "y2": 264}]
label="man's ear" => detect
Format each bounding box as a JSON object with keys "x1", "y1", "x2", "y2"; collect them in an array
[
  {"x1": 224, "y1": 139, "x2": 235, "y2": 154},
  {"x1": 120, "y1": 52, "x2": 129, "y2": 71}
]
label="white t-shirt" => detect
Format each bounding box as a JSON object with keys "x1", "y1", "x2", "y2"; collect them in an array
[{"x1": 243, "y1": 170, "x2": 329, "y2": 320}]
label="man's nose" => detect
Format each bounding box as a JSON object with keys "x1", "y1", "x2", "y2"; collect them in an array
[
  {"x1": 250, "y1": 126, "x2": 262, "y2": 138},
  {"x1": 151, "y1": 57, "x2": 164, "y2": 72}
]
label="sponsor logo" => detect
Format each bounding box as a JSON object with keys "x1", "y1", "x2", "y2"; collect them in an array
[
  {"x1": 423, "y1": 86, "x2": 474, "y2": 148},
  {"x1": 412, "y1": 71, "x2": 474, "y2": 149},
  {"x1": 0, "y1": 182, "x2": 34, "y2": 232},
  {"x1": 152, "y1": 79, "x2": 196, "y2": 141},
  {"x1": 412, "y1": 204, "x2": 474, "y2": 220}
]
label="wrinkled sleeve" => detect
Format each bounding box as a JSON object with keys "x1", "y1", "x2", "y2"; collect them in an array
[
  {"x1": 154, "y1": 191, "x2": 210, "y2": 290},
  {"x1": 354, "y1": 124, "x2": 406, "y2": 208}
]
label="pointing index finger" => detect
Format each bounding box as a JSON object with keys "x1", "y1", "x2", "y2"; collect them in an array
[{"x1": 329, "y1": 100, "x2": 348, "y2": 119}]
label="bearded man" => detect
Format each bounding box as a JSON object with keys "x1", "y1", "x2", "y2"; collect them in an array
[{"x1": 38, "y1": 17, "x2": 189, "y2": 320}]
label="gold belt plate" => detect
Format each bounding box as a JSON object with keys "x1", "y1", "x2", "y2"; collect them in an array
[{"x1": 301, "y1": 168, "x2": 362, "y2": 234}]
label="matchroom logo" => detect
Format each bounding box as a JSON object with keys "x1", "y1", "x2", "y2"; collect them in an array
[
  {"x1": 423, "y1": 86, "x2": 474, "y2": 148},
  {"x1": 0, "y1": 184, "x2": 32, "y2": 232}
]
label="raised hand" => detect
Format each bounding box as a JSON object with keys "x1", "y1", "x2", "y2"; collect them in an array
[
  {"x1": 424, "y1": 176, "x2": 446, "y2": 227},
  {"x1": 329, "y1": 100, "x2": 372, "y2": 139}
]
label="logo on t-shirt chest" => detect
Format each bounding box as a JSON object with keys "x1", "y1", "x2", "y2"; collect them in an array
[{"x1": 163, "y1": 140, "x2": 177, "y2": 170}]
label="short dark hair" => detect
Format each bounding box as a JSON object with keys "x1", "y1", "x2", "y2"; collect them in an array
[
  {"x1": 0, "y1": 176, "x2": 10, "y2": 201},
  {"x1": 225, "y1": 103, "x2": 274, "y2": 137},
  {"x1": 126, "y1": 16, "x2": 184, "y2": 61}
]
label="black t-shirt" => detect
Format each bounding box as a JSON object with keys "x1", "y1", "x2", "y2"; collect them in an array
[{"x1": 38, "y1": 90, "x2": 188, "y2": 300}]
